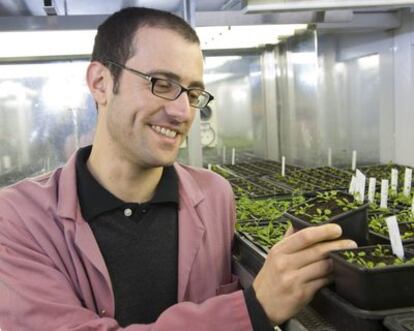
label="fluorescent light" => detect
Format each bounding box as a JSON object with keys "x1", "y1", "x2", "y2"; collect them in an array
[
  {"x1": 334, "y1": 62, "x2": 346, "y2": 73},
  {"x1": 0, "y1": 62, "x2": 89, "y2": 112},
  {"x1": 358, "y1": 54, "x2": 379, "y2": 69},
  {"x1": 231, "y1": 89, "x2": 248, "y2": 101},
  {"x1": 0, "y1": 80, "x2": 36, "y2": 99},
  {"x1": 0, "y1": 30, "x2": 96, "y2": 58},
  {"x1": 196, "y1": 24, "x2": 307, "y2": 50},
  {"x1": 288, "y1": 52, "x2": 317, "y2": 64},
  {"x1": 0, "y1": 62, "x2": 87, "y2": 79},
  {"x1": 204, "y1": 73, "x2": 234, "y2": 84},
  {"x1": 204, "y1": 56, "x2": 242, "y2": 70},
  {"x1": 0, "y1": 25, "x2": 307, "y2": 57},
  {"x1": 243, "y1": 0, "x2": 414, "y2": 13},
  {"x1": 40, "y1": 62, "x2": 89, "y2": 111}
]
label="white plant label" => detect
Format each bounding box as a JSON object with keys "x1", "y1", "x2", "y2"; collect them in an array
[
  {"x1": 222, "y1": 146, "x2": 226, "y2": 164},
  {"x1": 380, "y1": 179, "x2": 389, "y2": 209},
  {"x1": 368, "y1": 177, "x2": 376, "y2": 203},
  {"x1": 403, "y1": 168, "x2": 412, "y2": 197},
  {"x1": 3, "y1": 155, "x2": 11, "y2": 170},
  {"x1": 386, "y1": 216, "x2": 404, "y2": 259},
  {"x1": 412, "y1": 195, "x2": 414, "y2": 214},
  {"x1": 207, "y1": 163, "x2": 212, "y2": 171},
  {"x1": 351, "y1": 150, "x2": 357, "y2": 171},
  {"x1": 281, "y1": 156, "x2": 286, "y2": 177},
  {"x1": 391, "y1": 168, "x2": 398, "y2": 193},
  {"x1": 328, "y1": 147, "x2": 332, "y2": 167},
  {"x1": 349, "y1": 175, "x2": 356, "y2": 194},
  {"x1": 355, "y1": 169, "x2": 366, "y2": 203},
  {"x1": 231, "y1": 148, "x2": 236, "y2": 165}
]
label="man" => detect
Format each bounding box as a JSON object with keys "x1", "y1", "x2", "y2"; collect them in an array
[{"x1": 0, "y1": 7, "x2": 356, "y2": 331}]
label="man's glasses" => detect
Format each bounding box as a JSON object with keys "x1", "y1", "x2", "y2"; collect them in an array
[{"x1": 105, "y1": 60, "x2": 214, "y2": 109}]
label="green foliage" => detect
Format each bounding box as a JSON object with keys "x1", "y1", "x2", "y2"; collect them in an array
[
  {"x1": 211, "y1": 165, "x2": 233, "y2": 178},
  {"x1": 316, "y1": 190, "x2": 338, "y2": 201},
  {"x1": 341, "y1": 245, "x2": 414, "y2": 269},
  {"x1": 368, "y1": 214, "x2": 387, "y2": 235},
  {"x1": 291, "y1": 190, "x2": 363, "y2": 224},
  {"x1": 335, "y1": 197, "x2": 362, "y2": 211},
  {"x1": 236, "y1": 194, "x2": 307, "y2": 222},
  {"x1": 295, "y1": 203, "x2": 314, "y2": 216},
  {"x1": 254, "y1": 221, "x2": 290, "y2": 248},
  {"x1": 310, "y1": 208, "x2": 332, "y2": 224},
  {"x1": 368, "y1": 202, "x2": 390, "y2": 213},
  {"x1": 392, "y1": 192, "x2": 414, "y2": 207},
  {"x1": 368, "y1": 212, "x2": 414, "y2": 240},
  {"x1": 372, "y1": 244, "x2": 390, "y2": 257},
  {"x1": 235, "y1": 194, "x2": 306, "y2": 249},
  {"x1": 399, "y1": 210, "x2": 414, "y2": 223}
]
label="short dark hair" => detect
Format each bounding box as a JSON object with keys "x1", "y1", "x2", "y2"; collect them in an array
[{"x1": 91, "y1": 7, "x2": 200, "y2": 93}]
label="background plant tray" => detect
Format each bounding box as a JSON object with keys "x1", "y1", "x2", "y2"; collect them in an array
[
  {"x1": 384, "y1": 313, "x2": 414, "y2": 331},
  {"x1": 358, "y1": 163, "x2": 414, "y2": 188},
  {"x1": 238, "y1": 222, "x2": 290, "y2": 252},
  {"x1": 369, "y1": 222, "x2": 414, "y2": 245},
  {"x1": 285, "y1": 192, "x2": 369, "y2": 245},
  {"x1": 330, "y1": 246, "x2": 414, "y2": 310},
  {"x1": 233, "y1": 232, "x2": 266, "y2": 275},
  {"x1": 233, "y1": 232, "x2": 414, "y2": 330},
  {"x1": 289, "y1": 169, "x2": 350, "y2": 190},
  {"x1": 310, "y1": 287, "x2": 414, "y2": 331},
  {"x1": 241, "y1": 232, "x2": 271, "y2": 254},
  {"x1": 235, "y1": 195, "x2": 303, "y2": 224},
  {"x1": 229, "y1": 175, "x2": 294, "y2": 199},
  {"x1": 265, "y1": 173, "x2": 328, "y2": 193}
]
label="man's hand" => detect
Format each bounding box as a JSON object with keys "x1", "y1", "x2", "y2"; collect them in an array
[{"x1": 252, "y1": 224, "x2": 357, "y2": 325}]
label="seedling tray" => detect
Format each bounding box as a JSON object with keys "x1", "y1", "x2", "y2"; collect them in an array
[
  {"x1": 384, "y1": 313, "x2": 414, "y2": 331},
  {"x1": 369, "y1": 222, "x2": 414, "y2": 245},
  {"x1": 233, "y1": 232, "x2": 266, "y2": 275},
  {"x1": 329, "y1": 246, "x2": 414, "y2": 310},
  {"x1": 310, "y1": 287, "x2": 414, "y2": 331},
  {"x1": 285, "y1": 192, "x2": 369, "y2": 245}
]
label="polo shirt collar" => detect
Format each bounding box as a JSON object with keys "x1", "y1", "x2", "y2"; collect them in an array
[{"x1": 76, "y1": 146, "x2": 178, "y2": 222}]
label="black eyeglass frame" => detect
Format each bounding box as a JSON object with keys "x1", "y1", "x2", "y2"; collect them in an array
[{"x1": 104, "y1": 60, "x2": 214, "y2": 109}]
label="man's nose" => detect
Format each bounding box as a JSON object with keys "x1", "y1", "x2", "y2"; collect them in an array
[{"x1": 164, "y1": 92, "x2": 193, "y2": 122}]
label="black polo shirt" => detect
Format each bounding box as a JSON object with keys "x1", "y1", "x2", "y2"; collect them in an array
[
  {"x1": 76, "y1": 146, "x2": 178, "y2": 326},
  {"x1": 75, "y1": 146, "x2": 273, "y2": 330}
]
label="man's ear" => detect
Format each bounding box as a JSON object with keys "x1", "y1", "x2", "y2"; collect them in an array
[{"x1": 86, "y1": 61, "x2": 111, "y2": 106}]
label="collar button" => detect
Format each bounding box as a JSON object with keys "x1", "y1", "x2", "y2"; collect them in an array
[{"x1": 124, "y1": 208, "x2": 133, "y2": 217}]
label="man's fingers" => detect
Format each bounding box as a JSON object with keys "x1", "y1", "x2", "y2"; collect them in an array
[
  {"x1": 283, "y1": 225, "x2": 295, "y2": 238},
  {"x1": 253, "y1": 223, "x2": 358, "y2": 325},
  {"x1": 272, "y1": 224, "x2": 343, "y2": 254},
  {"x1": 287, "y1": 239, "x2": 357, "y2": 269},
  {"x1": 297, "y1": 258, "x2": 333, "y2": 283},
  {"x1": 302, "y1": 277, "x2": 333, "y2": 302}
]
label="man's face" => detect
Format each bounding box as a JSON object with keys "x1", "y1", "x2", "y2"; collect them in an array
[{"x1": 104, "y1": 27, "x2": 204, "y2": 168}]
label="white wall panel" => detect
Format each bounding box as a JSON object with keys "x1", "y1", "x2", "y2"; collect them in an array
[{"x1": 393, "y1": 11, "x2": 414, "y2": 167}]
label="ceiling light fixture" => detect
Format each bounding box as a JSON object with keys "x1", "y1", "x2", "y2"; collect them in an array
[
  {"x1": 196, "y1": 24, "x2": 307, "y2": 50},
  {"x1": 243, "y1": 0, "x2": 414, "y2": 13},
  {"x1": 0, "y1": 30, "x2": 96, "y2": 58},
  {"x1": 43, "y1": 0, "x2": 61, "y2": 16}
]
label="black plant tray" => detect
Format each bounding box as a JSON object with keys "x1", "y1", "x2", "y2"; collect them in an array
[
  {"x1": 369, "y1": 222, "x2": 414, "y2": 245},
  {"x1": 241, "y1": 232, "x2": 272, "y2": 254},
  {"x1": 233, "y1": 232, "x2": 266, "y2": 275},
  {"x1": 263, "y1": 174, "x2": 321, "y2": 194},
  {"x1": 329, "y1": 246, "x2": 414, "y2": 310},
  {"x1": 310, "y1": 287, "x2": 414, "y2": 331},
  {"x1": 285, "y1": 192, "x2": 369, "y2": 245},
  {"x1": 404, "y1": 243, "x2": 414, "y2": 254},
  {"x1": 384, "y1": 313, "x2": 414, "y2": 331}
]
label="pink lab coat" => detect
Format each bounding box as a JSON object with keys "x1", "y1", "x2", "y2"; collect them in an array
[{"x1": 0, "y1": 151, "x2": 252, "y2": 331}]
